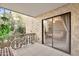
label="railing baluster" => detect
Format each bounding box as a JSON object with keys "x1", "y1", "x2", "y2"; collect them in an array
[{"x1": 11, "y1": 33, "x2": 37, "y2": 49}]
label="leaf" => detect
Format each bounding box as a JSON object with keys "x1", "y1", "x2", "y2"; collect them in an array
[{"x1": 1, "y1": 17, "x2": 9, "y2": 21}]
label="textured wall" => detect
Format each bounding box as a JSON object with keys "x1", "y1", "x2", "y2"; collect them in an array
[
  {"x1": 11, "y1": 11, "x2": 39, "y2": 35},
  {"x1": 36, "y1": 3, "x2": 79, "y2": 55}
]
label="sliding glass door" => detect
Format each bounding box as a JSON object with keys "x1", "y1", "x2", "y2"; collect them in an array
[{"x1": 42, "y1": 12, "x2": 71, "y2": 54}]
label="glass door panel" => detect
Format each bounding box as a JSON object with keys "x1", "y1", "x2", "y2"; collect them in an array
[
  {"x1": 43, "y1": 19, "x2": 53, "y2": 47},
  {"x1": 52, "y1": 14, "x2": 70, "y2": 53}
]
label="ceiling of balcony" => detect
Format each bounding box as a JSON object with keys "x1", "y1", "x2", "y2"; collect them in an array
[{"x1": 0, "y1": 3, "x2": 66, "y2": 17}]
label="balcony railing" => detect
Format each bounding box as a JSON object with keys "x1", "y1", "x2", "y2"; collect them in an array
[
  {"x1": 11, "y1": 33, "x2": 37, "y2": 49},
  {"x1": 0, "y1": 33, "x2": 37, "y2": 56},
  {"x1": 0, "y1": 33, "x2": 37, "y2": 49}
]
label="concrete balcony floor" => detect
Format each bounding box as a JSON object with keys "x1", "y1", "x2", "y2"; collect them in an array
[{"x1": 14, "y1": 43, "x2": 70, "y2": 56}]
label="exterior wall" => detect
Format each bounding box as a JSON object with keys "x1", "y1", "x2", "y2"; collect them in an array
[
  {"x1": 35, "y1": 3, "x2": 79, "y2": 55},
  {"x1": 11, "y1": 11, "x2": 35, "y2": 34},
  {"x1": 11, "y1": 11, "x2": 40, "y2": 41}
]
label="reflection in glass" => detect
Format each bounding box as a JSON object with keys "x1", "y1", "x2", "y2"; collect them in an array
[
  {"x1": 43, "y1": 13, "x2": 71, "y2": 53},
  {"x1": 43, "y1": 19, "x2": 53, "y2": 47},
  {"x1": 53, "y1": 15, "x2": 70, "y2": 53}
]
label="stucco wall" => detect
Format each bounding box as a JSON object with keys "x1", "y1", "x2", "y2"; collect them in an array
[{"x1": 35, "y1": 3, "x2": 79, "y2": 55}]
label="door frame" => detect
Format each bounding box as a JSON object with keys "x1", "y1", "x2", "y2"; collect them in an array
[{"x1": 42, "y1": 12, "x2": 71, "y2": 54}]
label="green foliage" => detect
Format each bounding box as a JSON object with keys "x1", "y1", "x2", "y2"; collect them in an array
[
  {"x1": 0, "y1": 24, "x2": 11, "y2": 39},
  {"x1": 1, "y1": 16, "x2": 9, "y2": 21},
  {"x1": 17, "y1": 26, "x2": 25, "y2": 34},
  {"x1": 0, "y1": 16, "x2": 13, "y2": 41},
  {"x1": 10, "y1": 25, "x2": 14, "y2": 31}
]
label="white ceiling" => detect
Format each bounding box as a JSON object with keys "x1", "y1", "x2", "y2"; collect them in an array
[{"x1": 0, "y1": 3, "x2": 66, "y2": 17}]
